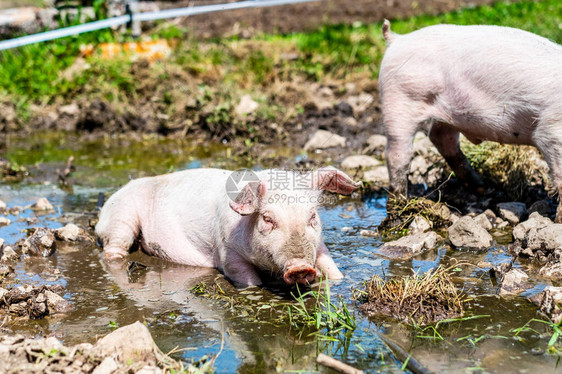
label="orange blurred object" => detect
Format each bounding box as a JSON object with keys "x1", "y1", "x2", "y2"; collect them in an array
[{"x1": 81, "y1": 40, "x2": 171, "y2": 62}]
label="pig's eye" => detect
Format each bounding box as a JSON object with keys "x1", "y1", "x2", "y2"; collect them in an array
[
  {"x1": 262, "y1": 215, "x2": 276, "y2": 228},
  {"x1": 309, "y1": 212, "x2": 317, "y2": 226}
]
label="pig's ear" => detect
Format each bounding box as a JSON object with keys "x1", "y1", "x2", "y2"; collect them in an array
[
  {"x1": 229, "y1": 181, "x2": 266, "y2": 215},
  {"x1": 313, "y1": 166, "x2": 361, "y2": 195}
]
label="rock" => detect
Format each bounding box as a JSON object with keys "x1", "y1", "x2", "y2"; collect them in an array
[
  {"x1": 474, "y1": 213, "x2": 493, "y2": 231},
  {"x1": 32, "y1": 197, "x2": 54, "y2": 211},
  {"x1": 55, "y1": 223, "x2": 81, "y2": 241},
  {"x1": 9, "y1": 301, "x2": 28, "y2": 316},
  {"x1": 526, "y1": 225, "x2": 562, "y2": 251},
  {"x1": 345, "y1": 93, "x2": 374, "y2": 114},
  {"x1": 0, "y1": 264, "x2": 13, "y2": 277},
  {"x1": 364, "y1": 134, "x2": 387, "y2": 154},
  {"x1": 378, "y1": 231, "x2": 440, "y2": 260},
  {"x1": 409, "y1": 155, "x2": 429, "y2": 175},
  {"x1": 341, "y1": 155, "x2": 381, "y2": 170},
  {"x1": 496, "y1": 202, "x2": 527, "y2": 225},
  {"x1": 513, "y1": 212, "x2": 553, "y2": 241},
  {"x1": 529, "y1": 286, "x2": 562, "y2": 324},
  {"x1": 341, "y1": 116, "x2": 358, "y2": 127},
  {"x1": 21, "y1": 228, "x2": 57, "y2": 257},
  {"x1": 58, "y1": 103, "x2": 80, "y2": 116},
  {"x1": 413, "y1": 133, "x2": 438, "y2": 156},
  {"x1": 528, "y1": 199, "x2": 553, "y2": 217},
  {"x1": 43, "y1": 290, "x2": 72, "y2": 314},
  {"x1": 448, "y1": 216, "x2": 493, "y2": 249},
  {"x1": 539, "y1": 262, "x2": 562, "y2": 280},
  {"x1": 304, "y1": 130, "x2": 346, "y2": 151},
  {"x1": 477, "y1": 261, "x2": 492, "y2": 268},
  {"x1": 483, "y1": 209, "x2": 496, "y2": 220},
  {"x1": 92, "y1": 356, "x2": 119, "y2": 374},
  {"x1": 359, "y1": 229, "x2": 379, "y2": 238},
  {"x1": 0, "y1": 217, "x2": 10, "y2": 227},
  {"x1": 408, "y1": 215, "x2": 432, "y2": 235},
  {"x1": 498, "y1": 268, "x2": 529, "y2": 295},
  {"x1": 136, "y1": 366, "x2": 163, "y2": 374},
  {"x1": 234, "y1": 94, "x2": 259, "y2": 117},
  {"x1": 0, "y1": 199, "x2": 5, "y2": 212},
  {"x1": 363, "y1": 166, "x2": 389, "y2": 185},
  {"x1": 1, "y1": 246, "x2": 18, "y2": 262},
  {"x1": 93, "y1": 321, "x2": 161, "y2": 365}
]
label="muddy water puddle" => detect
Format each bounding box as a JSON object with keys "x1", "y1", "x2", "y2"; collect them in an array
[{"x1": 1, "y1": 132, "x2": 561, "y2": 373}]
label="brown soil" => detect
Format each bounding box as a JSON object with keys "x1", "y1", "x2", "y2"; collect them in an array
[{"x1": 167, "y1": 0, "x2": 498, "y2": 39}]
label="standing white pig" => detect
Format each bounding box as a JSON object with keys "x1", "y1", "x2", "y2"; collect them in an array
[
  {"x1": 95, "y1": 167, "x2": 359, "y2": 286},
  {"x1": 379, "y1": 21, "x2": 562, "y2": 221}
]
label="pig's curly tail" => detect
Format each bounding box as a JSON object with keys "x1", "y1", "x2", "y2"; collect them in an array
[{"x1": 382, "y1": 19, "x2": 395, "y2": 44}]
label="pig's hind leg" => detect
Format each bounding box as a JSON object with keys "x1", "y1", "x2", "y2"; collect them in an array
[
  {"x1": 533, "y1": 125, "x2": 562, "y2": 223},
  {"x1": 95, "y1": 200, "x2": 140, "y2": 260},
  {"x1": 428, "y1": 122, "x2": 484, "y2": 193}
]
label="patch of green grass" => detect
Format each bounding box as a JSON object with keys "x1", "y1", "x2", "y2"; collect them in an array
[
  {"x1": 511, "y1": 318, "x2": 562, "y2": 355},
  {"x1": 287, "y1": 280, "x2": 356, "y2": 340},
  {"x1": 0, "y1": 0, "x2": 560, "y2": 129}
]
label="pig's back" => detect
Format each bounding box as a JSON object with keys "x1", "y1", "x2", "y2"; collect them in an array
[
  {"x1": 141, "y1": 168, "x2": 236, "y2": 260},
  {"x1": 382, "y1": 24, "x2": 561, "y2": 89}
]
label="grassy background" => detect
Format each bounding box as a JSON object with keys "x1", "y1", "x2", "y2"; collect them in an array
[{"x1": 0, "y1": 0, "x2": 560, "y2": 122}]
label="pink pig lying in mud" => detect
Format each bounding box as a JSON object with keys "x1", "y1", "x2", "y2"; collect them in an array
[
  {"x1": 95, "y1": 167, "x2": 360, "y2": 286},
  {"x1": 380, "y1": 21, "x2": 562, "y2": 221}
]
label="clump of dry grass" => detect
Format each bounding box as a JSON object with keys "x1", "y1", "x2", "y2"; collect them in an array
[
  {"x1": 355, "y1": 266, "x2": 465, "y2": 326},
  {"x1": 380, "y1": 195, "x2": 451, "y2": 235},
  {"x1": 462, "y1": 141, "x2": 552, "y2": 200}
]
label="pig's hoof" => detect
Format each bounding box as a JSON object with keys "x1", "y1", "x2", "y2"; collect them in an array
[
  {"x1": 103, "y1": 248, "x2": 127, "y2": 261},
  {"x1": 283, "y1": 265, "x2": 317, "y2": 285}
]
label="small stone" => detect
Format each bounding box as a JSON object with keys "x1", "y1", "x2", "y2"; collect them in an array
[
  {"x1": 0, "y1": 264, "x2": 13, "y2": 277},
  {"x1": 448, "y1": 216, "x2": 493, "y2": 249},
  {"x1": 528, "y1": 199, "x2": 553, "y2": 217},
  {"x1": 496, "y1": 202, "x2": 527, "y2": 225},
  {"x1": 364, "y1": 134, "x2": 387, "y2": 153},
  {"x1": 0, "y1": 200, "x2": 6, "y2": 212},
  {"x1": 529, "y1": 286, "x2": 562, "y2": 324},
  {"x1": 526, "y1": 225, "x2": 562, "y2": 251},
  {"x1": 44, "y1": 290, "x2": 72, "y2": 314},
  {"x1": 0, "y1": 217, "x2": 10, "y2": 227},
  {"x1": 539, "y1": 262, "x2": 562, "y2": 280},
  {"x1": 1, "y1": 246, "x2": 17, "y2": 262},
  {"x1": 92, "y1": 357, "x2": 119, "y2": 374},
  {"x1": 304, "y1": 130, "x2": 346, "y2": 151},
  {"x1": 378, "y1": 231, "x2": 440, "y2": 260},
  {"x1": 93, "y1": 321, "x2": 161, "y2": 364},
  {"x1": 234, "y1": 94, "x2": 259, "y2": 117},
  {"x1": 21, "y1": 228, "x2": 57, "y2": 257},
  {"x1": 32, "y1": 198, "x2": 54, "y2": 211},
  {"x1": 359, "y1": 229, "x2": 379, "y2": 238},
  {"x1": 498, "y1": 268, "x2": 529, "y2": 295},
  {"x1": 477, "y1": 261, "x2": 492, "y2": 268},
  {"x1": 513, "y1": 212, "x2": 553, "y2": 241},
  {"x1": 55, "y1": 224, "x2": 81, "y2": 241},
  {"x1": 474, "y1": 213, "x2": 492, "y2": 231},
  {"x1": 59, "y1": 103, "x2": 80, "y2": 116},
  {"x1": 345, "y1": 93, "x2": 374, "y2": 114},
  {"x1": 408, "y1": 215, "x2": 432, "y2": 234},
  {"x1": 363, "y1": 166, "x2": 389, "y2": 185},
  {"x1": 483, "y1": 209, "x2": 496, "y2": 220},
  {"x1": 413, "y1": 133, "x2": 438, "y2": 156},
  {"x1": 341, "y1": 155, "x2": 381, "y2": 170},
  {"x1": 341, "y1": 116, "x2": 358, "y2": 127}
]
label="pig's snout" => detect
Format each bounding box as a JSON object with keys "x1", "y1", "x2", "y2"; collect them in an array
[{"x1": 283, "y1": 261, "x2": 317, "y2": 285}]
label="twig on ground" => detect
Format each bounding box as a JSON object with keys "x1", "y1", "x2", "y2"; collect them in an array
[{"x1": 316, "y1": 353, "x2": 364, "y2": 374}]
